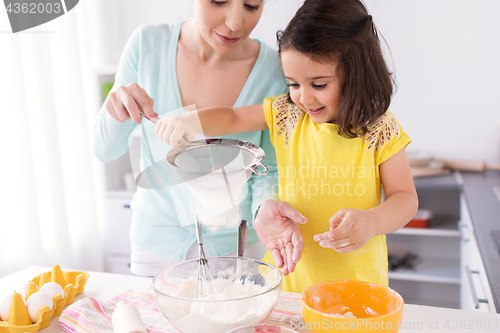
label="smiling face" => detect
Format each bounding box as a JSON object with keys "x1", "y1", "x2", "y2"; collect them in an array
[
  {"x1": 281, "y1": 49, "x2": 343, "y2": 124},
  {"x1": 193, "y1": 0, "x2": 264, "y2": 54}
]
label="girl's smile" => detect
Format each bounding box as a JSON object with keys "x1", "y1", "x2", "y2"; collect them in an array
[{"x1": 307, "y1": 106, "x2": 325, "y2": 115}]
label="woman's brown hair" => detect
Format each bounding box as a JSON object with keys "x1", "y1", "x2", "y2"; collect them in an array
[{"x1": 277, "y1": 0, "x2": 394, "y2": 138}]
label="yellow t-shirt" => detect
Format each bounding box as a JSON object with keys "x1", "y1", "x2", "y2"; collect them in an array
[{"x1": 262, "y1": 95, "x2": 411, "y2": 293}]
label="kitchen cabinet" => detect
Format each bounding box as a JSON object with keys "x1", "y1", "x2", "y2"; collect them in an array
[
  {"x1": 386, "y1": 173, "x2": 462, "y2": 309},
  {"x1": 387, "y1": 173, "x2": 497, "y2": 311},
  {"x1": 460, "y1": 171, "x2": 500, "y2": 312},
  {"x1": 105, "y1": 192, "x2": 134, "y2": 275},
  {"x1": 459, "y1": 194, "x2": 495, "y2": 312},
  {"x1": 103, "y1": 144, "x2": 139, "y2": 274}
]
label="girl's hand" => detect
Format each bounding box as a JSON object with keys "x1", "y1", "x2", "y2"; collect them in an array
[
  {"x1": 313, "y1": 208, "x2": 377, "y2": 253},
  {"x1": 253, "y1": 200, "x2": 307, "y2": 275},
  {"x1": 154, "y1": 115, "x2": 197, "y2": 147},
  {"x1": 104, "y1": 83, "x2": 157, "y2": 124}
]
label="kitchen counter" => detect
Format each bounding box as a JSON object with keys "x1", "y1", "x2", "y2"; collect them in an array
[{"x1": 1, "y1": 266, "x2": 500, "y2": 333}]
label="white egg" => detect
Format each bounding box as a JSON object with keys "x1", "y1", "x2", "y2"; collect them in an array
[
  {"x1": 15, "y1": 281, "x2": 38, "y2": 300},
  {"x1": 0, "y1": 292, "x2": 14, "y2": 321},
  {"x1": 40, "y1": 282, "x2": 65, "y2": 299},
  {"x1": 26, "y1": 291, "x2": 53, "y2": 324}
]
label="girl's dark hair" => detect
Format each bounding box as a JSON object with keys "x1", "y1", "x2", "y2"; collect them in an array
[{"x1": 277, "y1": 0, "x2": 394, "y2": 138}]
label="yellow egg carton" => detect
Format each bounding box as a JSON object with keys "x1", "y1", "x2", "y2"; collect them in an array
[{"x1": 0, "y1": 265, "x2": 89, "y2": 333}]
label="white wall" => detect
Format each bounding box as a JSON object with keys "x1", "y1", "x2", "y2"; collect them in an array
[
  {"x1": 106, "y1": 0, "x2": 500, "y2": 163},
  {"x1": 366, "y1": 0, "x2": 500, "y2": 163}
]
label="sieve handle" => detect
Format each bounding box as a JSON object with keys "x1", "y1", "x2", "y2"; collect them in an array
[
  {"x1": 249, "y1": 162, "x2": 268, "y2": 176},
  {"x1": 140, "y1": 112, "x2": 160, "y2": 125}
]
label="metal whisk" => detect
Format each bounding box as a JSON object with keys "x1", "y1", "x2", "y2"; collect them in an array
[{"x1": 194, "y1": 215, "x2": 217, "y2": 299}]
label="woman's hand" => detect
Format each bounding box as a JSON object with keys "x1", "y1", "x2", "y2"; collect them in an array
[
  {"x1": 104, "y1": 83, "x2": 157, "y2": 124},
  {"x1": 154, "y1": 114, "x2": 197, "y2": 147},
  {"x1": 313, "y1": 208, "x2": 377, "y2": 253},
  {"x1": 253, "y1": 200, "x2": 307, "y2": 275}
]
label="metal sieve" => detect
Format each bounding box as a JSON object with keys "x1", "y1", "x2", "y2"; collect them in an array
[
  {"x1": 166, "y1": 138, "x2": 268, "y2": 177},
  {"x1": 165, "y1": 139, "x2": 268, "y2": 228}
]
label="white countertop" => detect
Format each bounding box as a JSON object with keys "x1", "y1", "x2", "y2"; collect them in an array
[{"x1": 1, "y1": 266, "x2": 499, "y2": 333}]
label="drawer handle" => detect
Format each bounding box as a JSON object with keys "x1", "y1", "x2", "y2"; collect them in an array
[
  {"x1": 123, "y1": 204, "x2": 131, "y2": 209},
  {"x1": 465, "y1": 265, "x2": 489, "y2": 309},
  {"x1": 458, "y1": 222, "x2": 469, "y2": 243}
]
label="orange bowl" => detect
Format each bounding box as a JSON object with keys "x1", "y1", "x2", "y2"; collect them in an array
[{"x1": 301, "y1": 280, "x2": 404, "y2": 332}]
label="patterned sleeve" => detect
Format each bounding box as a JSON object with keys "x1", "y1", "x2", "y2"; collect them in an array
[
  {"x1": 371, "y1": 111, "x2": 412, "y2": 166},
  {"x1": 263, "y1": 95, "x2": 280, "y2": 147}
]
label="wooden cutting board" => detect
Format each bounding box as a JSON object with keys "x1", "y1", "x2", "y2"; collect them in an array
[{"x1": 411, "y1": 161, "x2": 450, "y2": 178}]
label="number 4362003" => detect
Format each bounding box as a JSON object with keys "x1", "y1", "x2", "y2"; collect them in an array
[
  {"x1": 444, "y1": 319, "x2": 498, "y2": 330},
  {"x1": 6, "y1": 2, "x2": 62, "y2": 14}
]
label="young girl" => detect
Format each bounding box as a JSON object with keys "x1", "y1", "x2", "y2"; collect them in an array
[{"x1": 154, "y1": 0, "x2": 418, "y2": 293}]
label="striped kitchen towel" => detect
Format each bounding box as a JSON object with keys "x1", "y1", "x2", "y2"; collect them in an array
[
  {"x1": 59, "y1": 288, "x2": 304, "y2": 332},
  {"x1": 58, "y1": 288, "x2": 177, "y2": 333},
  {"x1": 265, "y1": 294, "x2": 304, "y2": 328}
]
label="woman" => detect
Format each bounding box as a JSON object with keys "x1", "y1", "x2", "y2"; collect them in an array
[{"x1": 93, "y1": 0, "x2": 287, "y2": 276}]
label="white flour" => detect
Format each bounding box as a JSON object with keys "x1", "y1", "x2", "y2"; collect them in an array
[
  {"x1": 326, "y1": 311, "x2": 356, "y2": 318},
  {"x1": 159, "y1": 277, "x2": 277, "y2": 333}
]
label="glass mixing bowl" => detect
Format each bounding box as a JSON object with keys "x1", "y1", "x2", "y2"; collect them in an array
[{"x1": 153, "y1": 257, "x2": 283, "y2": 333}]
